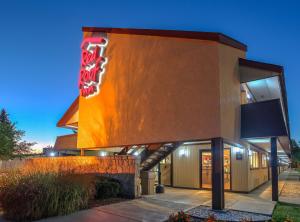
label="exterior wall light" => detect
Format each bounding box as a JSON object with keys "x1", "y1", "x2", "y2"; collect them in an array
[
  {"x1": 179, "y1": 147, "x2": 188, "y2": 157},
  {"x1": 246, "y1": 92, "x2": 251, "y2": 99},
  {"x1": 233, "y1": 147, "x2": 243, "y2": 154},
  {"x1": 248, "y1": 149, "x2": 253, "y2": 156},
  {"x1": 99, "y1": 151, "x2": 107, "y2": 157},
  {"x1": 49, "y1": 152, "x2": 56, "y2": 157}
]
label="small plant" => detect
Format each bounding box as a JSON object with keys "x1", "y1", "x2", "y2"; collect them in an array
[
  {"x1": 283, "y1": 217, "x2": 294, "y2": 222},
  {"x1": 241, "y1": 218, "x2": 253, "y2": 222},
  {"x1": 206, "y1": 214, "x2": 217, "y2": 222},
  {"x1": 169, "y1": 211, "x2": 190, "y2": 222}
]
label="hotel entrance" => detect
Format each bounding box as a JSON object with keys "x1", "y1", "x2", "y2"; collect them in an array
[{"x1": 200, "y1": 149, "x2": 231, "y2": 190}]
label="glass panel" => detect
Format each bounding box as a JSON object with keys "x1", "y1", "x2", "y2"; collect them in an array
[
  {"x1": 201, "y1": 152, "x2": 212, "y2": 188},
  {"x1": 160, "y1": 155, "x2": 172, "y2": 186},
  {"x1": 224, "y1": 149, "x2": 231, "y2": 190},
  {"x1": 201, "y1": 149, "x2": 231, "y2": 190}
]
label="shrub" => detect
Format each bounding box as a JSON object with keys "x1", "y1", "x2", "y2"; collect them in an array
[
  {"x1": 169, "y1": 211, "x2": 190, "y2": 222},
  {"x1": 0, "y1": 173, "x2": 89, "y2": 221},
  {"x1": 94, "y1": 177, "x2": 121, "y2": 199}
]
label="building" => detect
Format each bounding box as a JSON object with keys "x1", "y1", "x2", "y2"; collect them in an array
[{"x1": 54, "y1": 27, "x2": 290, "y2": 210}]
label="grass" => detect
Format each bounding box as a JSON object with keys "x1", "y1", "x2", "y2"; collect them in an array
[{"x1": 272, "y1": 202, "x2": 300, "y2": 222}]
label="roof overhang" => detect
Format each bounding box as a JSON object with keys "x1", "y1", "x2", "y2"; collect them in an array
[
  {"x1": 57, "y1": 97, "x2": 79, "y2": 129},
  {"x1": 245, "y1": 137, "x2": 291, "y2": 160}
]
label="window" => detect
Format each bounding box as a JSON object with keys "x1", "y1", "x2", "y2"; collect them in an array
[
  {"x1": 262, "y1": 154, "x2": 268, "y2": 168},
  {"x1": 249, "y1": 150, "x2": 259, "y2": 169}
]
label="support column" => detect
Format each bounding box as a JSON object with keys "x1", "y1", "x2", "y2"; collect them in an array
[
  {"x1": 211, "y1": 138, "x2": 224, "y2": 210},
  {"x1": 80, "y1": 148, "x2": 85, "y2": 156},
  {"x1": 271, "y1": 137, "x2": 278, "y2": 201}
]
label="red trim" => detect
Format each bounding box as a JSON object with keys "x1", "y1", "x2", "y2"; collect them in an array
[
  {"x1": 82, "y1": 27, "x2": 247, "y2": 51},
  {"x1": 239, "y1": 58, "x2": 283, "y2": 73}
]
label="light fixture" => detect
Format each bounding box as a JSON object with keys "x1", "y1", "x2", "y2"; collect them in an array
[
  {"x1": 246, "y1": 92, "x2": 251, "y2": 99},
  {"x1": 233, "y1": 146, "x2": 243, "y2": 154},
  {"x1": 49, "y1": 152, "x2": 56, "y2": 157},
  {"x1": 248, "y1": 150, "x2": 253, "y2": 156},
  {"x1": 99, "y1": 151, "x2": 107, "y2": 157},
  {"x1": 247, "y1": 138, "x2": 270, "y2": 143},
  {"x1": 179, "y1": 147, "x2": 188, "y2": 157}
]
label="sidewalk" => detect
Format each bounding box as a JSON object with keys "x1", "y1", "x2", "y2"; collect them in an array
[{"x1": 279, "y1": 169, "x2": 300, "y2": 205}]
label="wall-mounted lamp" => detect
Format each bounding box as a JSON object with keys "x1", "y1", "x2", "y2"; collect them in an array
[
  {"x1": 233, "y1": 147, "x2": 244, "y2": 154},
  {"x1": 179, "y1": 147, "x2": 189, "y2": 157},
  {"x1": 246, "y1": 92, "x2": 251, "y2": 99},
  {"x1": 99, "y1": 151, "x2": 107, "y2": 157}
]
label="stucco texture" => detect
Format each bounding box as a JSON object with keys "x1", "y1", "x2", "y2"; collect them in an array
[{"x1": 78, "y1": 33, "x2": 222, "y2": 148}]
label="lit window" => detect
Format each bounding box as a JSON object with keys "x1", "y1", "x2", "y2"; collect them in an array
[
  {"x1": 249, "y1": 150, "x2": 259, "y2": 169},
  {"x1": 262, "y1": 154, "x2": 268, "y2": 168}
]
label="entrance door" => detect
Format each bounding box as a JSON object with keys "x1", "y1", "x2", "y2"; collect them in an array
[
  {"x1": 224, "y1": 149, "x2": 231, "y2": 190},
  {"x1": 200, "y1": 149, "x2": 231, "y2": 190},
  {"x1": 201, "y1": 151, "x2": 212, "y2": 188}
]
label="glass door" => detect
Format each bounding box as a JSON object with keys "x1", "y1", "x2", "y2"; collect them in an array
[
  {"x1": 224, "y1": 149, "x2": 231, "y2": 190},
  {"x1": 201, "y1": 151, "x2": 212, "y2": 188},
  {"x1": 200, "y1": 149, "x2": 231, "y2": 190}
]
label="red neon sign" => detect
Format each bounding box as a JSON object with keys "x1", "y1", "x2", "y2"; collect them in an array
[{"x1": 78, "y1": 37, "x2": 108, "y2": 97}]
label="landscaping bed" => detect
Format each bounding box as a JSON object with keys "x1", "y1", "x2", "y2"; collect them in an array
[{"x1": 0, "y1": 172, "x2": 127, "y2": 221}]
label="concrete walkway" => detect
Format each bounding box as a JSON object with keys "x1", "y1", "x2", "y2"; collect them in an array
[
  {"x1": 279, "y1": 169, "x2": 300, "y2": 204},
  {"x1": 38, "y1": 172, "x2": 293, "y2": 222}
]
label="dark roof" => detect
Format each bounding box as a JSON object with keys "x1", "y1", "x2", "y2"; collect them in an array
[
  {"x1": 82, "y1": 27, "x2": 247, "y2": 51},
  {"x1": 239, "y1": 58, "x2": 283, "y2": 73}
]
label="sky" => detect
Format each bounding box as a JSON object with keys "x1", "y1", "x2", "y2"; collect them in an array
[{"x1": 0, "y1": 0, "x2": 299, "y2": 151}]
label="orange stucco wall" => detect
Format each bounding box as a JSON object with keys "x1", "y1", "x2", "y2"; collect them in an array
[
  {"x1": 77, "y1": 32, "x2": 224, "y2": 148},
  {"x1": 218, "y1": 44, "x2": 246, "y2": 142}
]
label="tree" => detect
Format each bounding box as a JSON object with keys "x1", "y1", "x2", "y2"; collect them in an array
[
  {"x1": 291, "y1": 139, "x2": 300, "y2": 149},
  {"x1": 0, "y1": 109, "x2": 35, "y2": 160},
  {"x1": 291, "y1": 139, "x2": 300, "y2": 167}
]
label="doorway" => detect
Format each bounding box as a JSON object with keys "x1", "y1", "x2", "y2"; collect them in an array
[{"x1": 200, "y1": 149, "x2": 231, "y2": 190}]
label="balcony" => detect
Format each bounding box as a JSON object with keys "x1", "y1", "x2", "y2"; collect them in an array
[
  {"x1": 239, "y1": 58, "x2": 291, "y2": 155},
  {"x1": 241, "y1": 99, "x2": 287, "y2": 138}
]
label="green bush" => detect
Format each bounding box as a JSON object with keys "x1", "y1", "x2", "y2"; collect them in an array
[
  {"x1": 95, "y1": 177, "x2": 121, "y2": 199},
  {"x1": 0, "y1": 173, "x2": 89, "y2": 221}
]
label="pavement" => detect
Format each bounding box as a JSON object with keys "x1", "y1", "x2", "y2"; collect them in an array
[
  {"x1": 1, "y1": 170, "x2": 300, "y2": 222},
  {"x1": 279, "y1": 169, "x2": 300, "y2": 205}
]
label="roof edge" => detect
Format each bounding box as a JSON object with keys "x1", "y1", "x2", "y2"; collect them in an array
[
  {"x1": 239, "y1": 58, "x2": 283, "y2": 73},
  {"x1": 57, "y1": 96, "x2": 79, "y2": 128},
  {"x1": 82, "y1": 27, "x2": 247, "y2": 51}
]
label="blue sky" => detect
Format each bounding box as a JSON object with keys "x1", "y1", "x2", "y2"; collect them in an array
[{"x1": 0, "y1": 0, "x2": 299, "y2": 149}]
